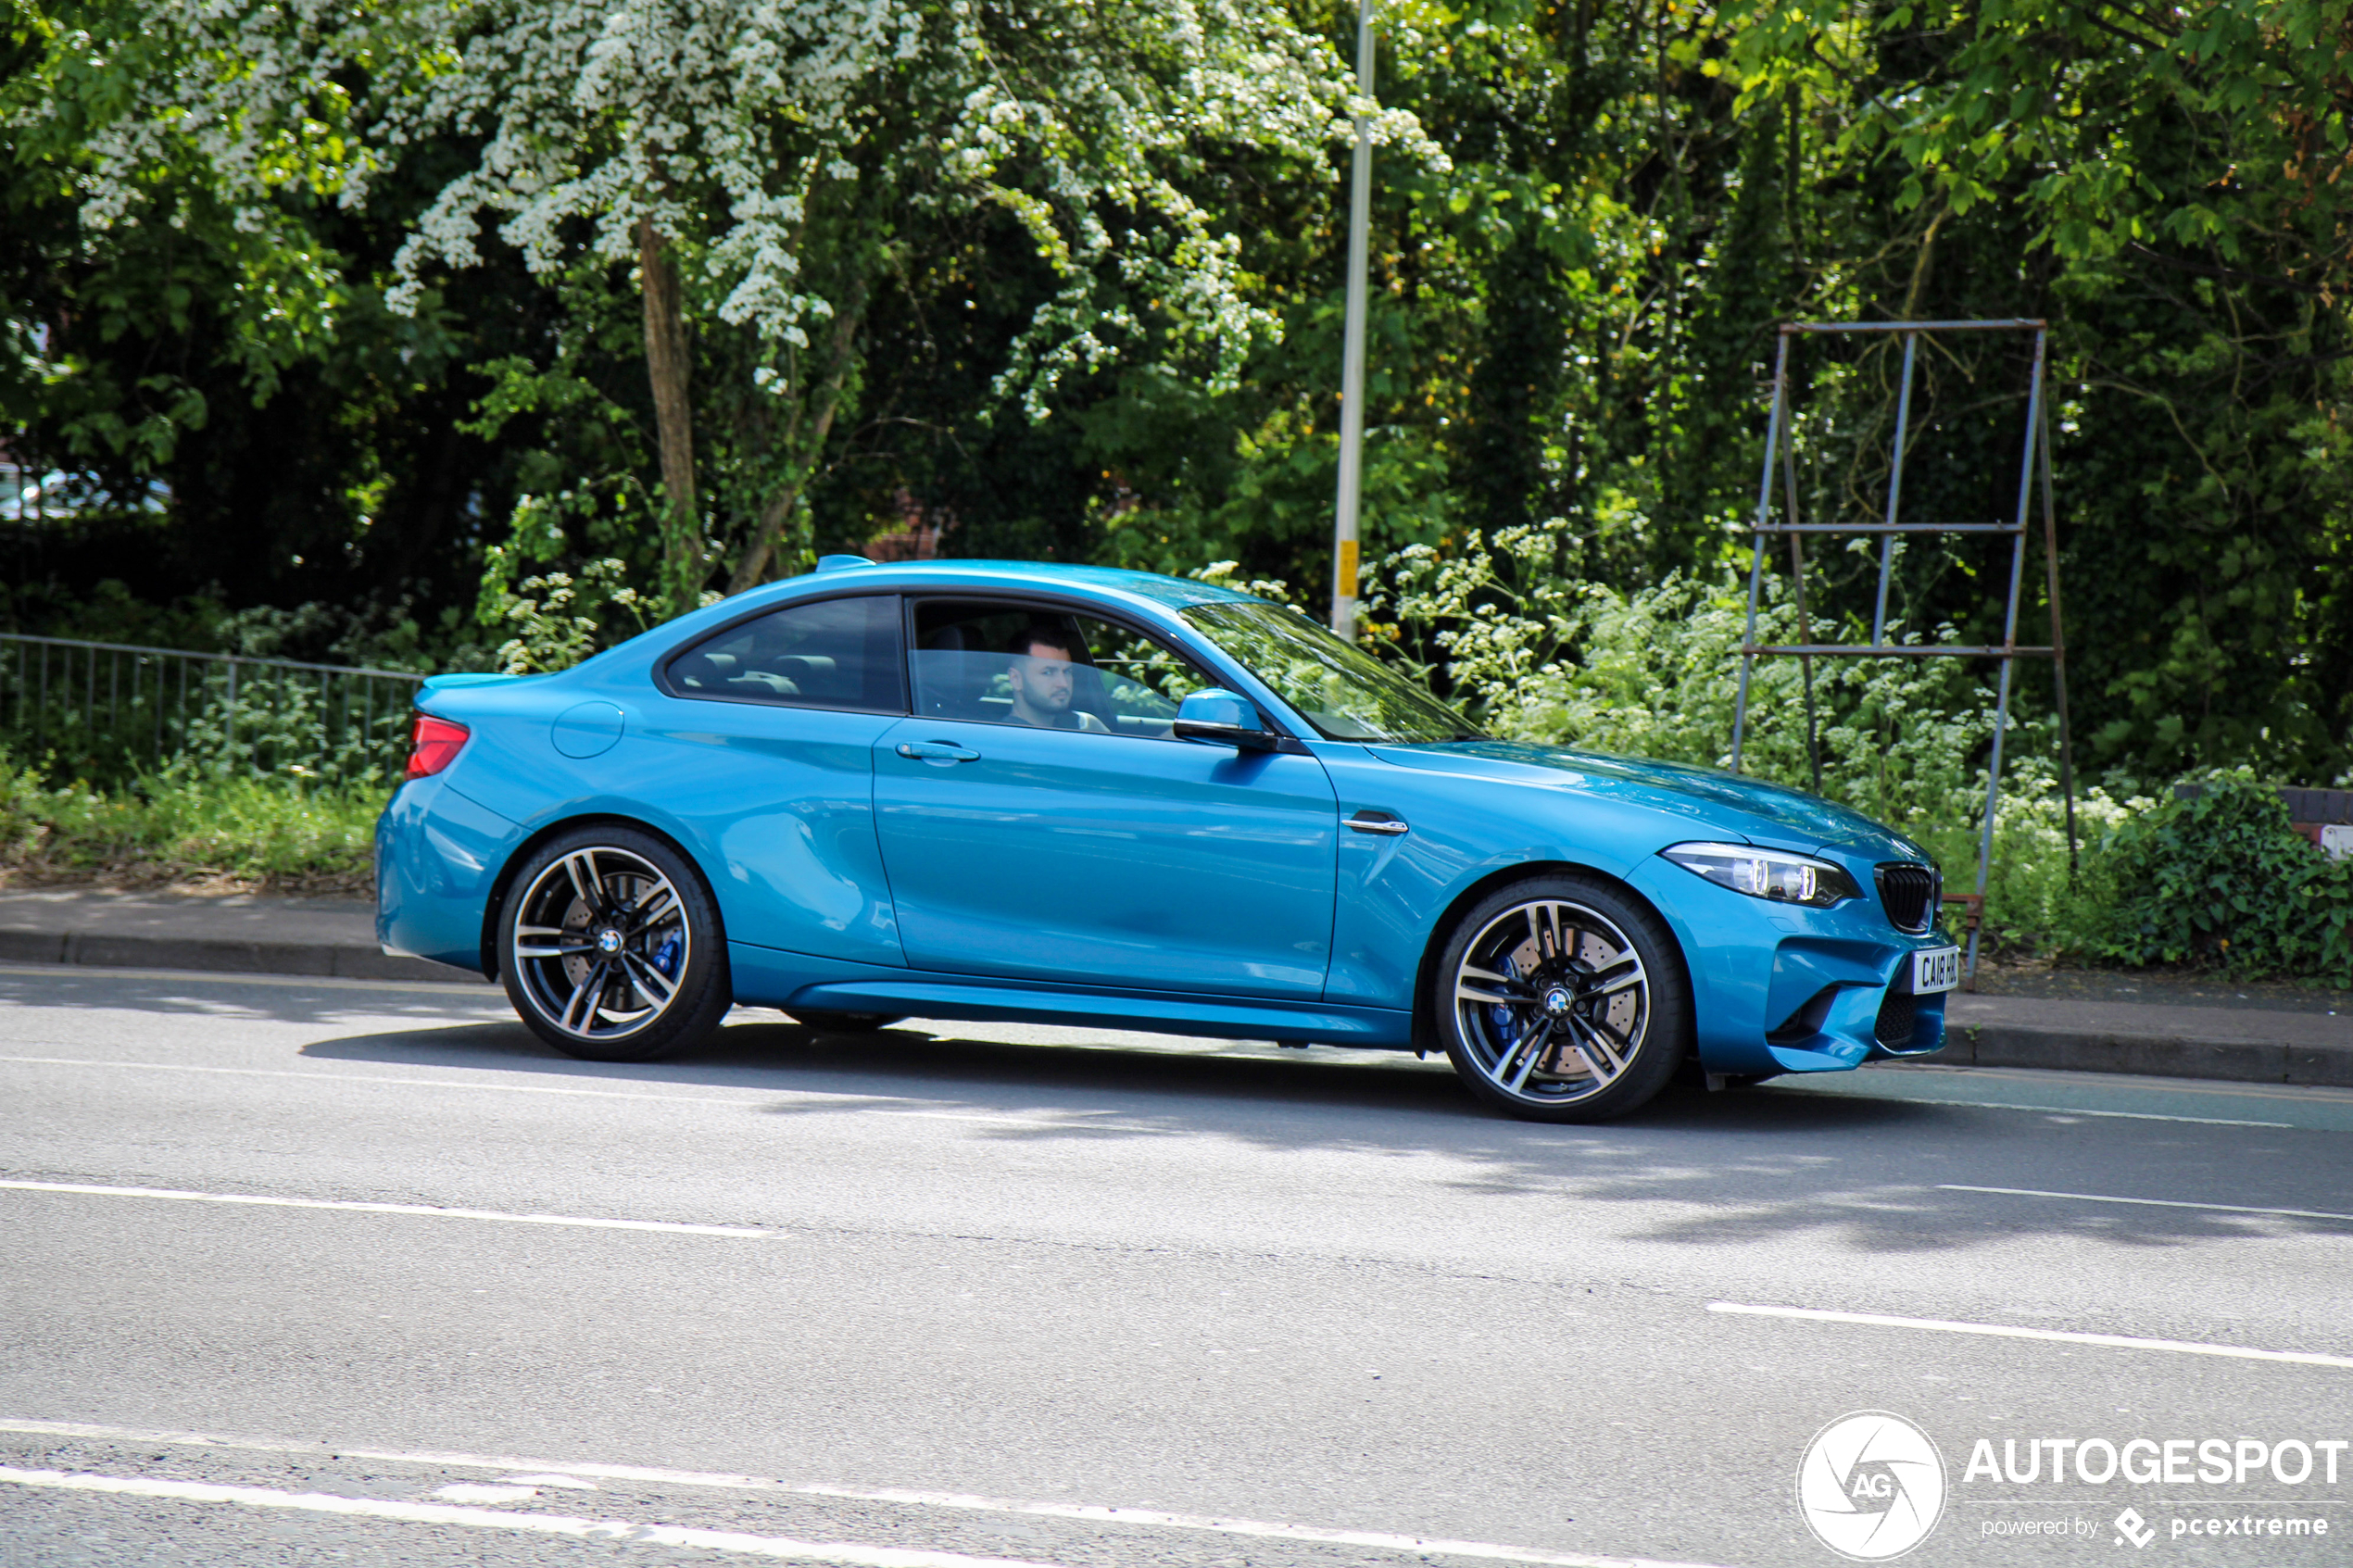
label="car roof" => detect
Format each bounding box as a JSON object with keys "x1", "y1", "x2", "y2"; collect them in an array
[
  {"x1": 774, "y1": 559, "x2": 1265, "y2": 612},
  {"x1": 571, "y1": 558, "x2": 1277, "y2": 683}
]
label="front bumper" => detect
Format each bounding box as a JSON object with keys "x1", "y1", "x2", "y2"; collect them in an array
[{"x1": 1626, "y1": 854, "x2": 1955, "y2": 1078}]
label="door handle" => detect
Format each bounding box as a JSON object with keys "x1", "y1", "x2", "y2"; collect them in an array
[
  {"x1": 1347, "y1": 811, "x2": 1409, "y2": 835},
  {"x1": 896, "y1": 740, "x2": 981, "y2": 763}
]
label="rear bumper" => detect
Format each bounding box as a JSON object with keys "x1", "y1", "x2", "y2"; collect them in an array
[{"x1": 374, "y1": 776, "x2": 523, "y2": 975}]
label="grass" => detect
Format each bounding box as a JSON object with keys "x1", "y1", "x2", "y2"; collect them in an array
[{"x1": 0, "y1": 753, "x2": 384, "y2": 896}]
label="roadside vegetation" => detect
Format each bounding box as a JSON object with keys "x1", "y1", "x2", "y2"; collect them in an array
[
  {"x1": 0, "y1": 754, "x2": 380, "y2": 896},
  {"x1": 4, "y1": 2, "x2": 2347, "y2": 975},
  {"x1": 8, "y1": 583, "x2": 2348, "y2": 985}
]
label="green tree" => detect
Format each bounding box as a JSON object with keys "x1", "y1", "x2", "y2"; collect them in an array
[{"x1": 362, "y1": 0, "x2": 1429, "y2": 613}]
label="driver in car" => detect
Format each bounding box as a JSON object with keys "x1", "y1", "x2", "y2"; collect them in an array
[{"x1": 1006, "y1": 626, "x2": 1110, "y2": 732}]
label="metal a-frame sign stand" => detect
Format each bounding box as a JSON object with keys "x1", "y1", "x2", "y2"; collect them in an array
[{"x1": 1728, "y1": 319, "x2": 2078, "y2": 987}]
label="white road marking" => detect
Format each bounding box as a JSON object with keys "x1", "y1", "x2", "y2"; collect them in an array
[
  {"x1": 0, "y1": 1420, "x2": 1742, "y2": 1568},
  {"x1": 1940, "y1": 1184, "x2": 2353, "y2": 1224},
  {"x1": 0, "y1": 960, "x2": 493, "y2": 995},
  {"x1": 1777, "y1": 1086, "x2": 2295, "y2": 1127},
  {"x1": 1875, "y1": 1062, "x2": 2353, "y2": 1106},
  {"x1": 0, "y1": 1180, "x2": 778, "y2": 1239},
  {"x1": 0, "y1": 1466, "x2": 1065, "y2": 1568},
  {"x1": 1925, "y1": 1102, "x2": 2294, "y2": 1127},
  {"x1": 0, "y1": 1055, "x2": 1147, "y2": 1128},
  {"x1": 1706, "y1": 1301, "x2": 2353, "y2": 1371},
  {"x1": 745, "y1": 1483, "x2": 1723, "y2": 1568},
  {"x1": 0, "y1": 1054, "x2": 805, "y2": 1106}
]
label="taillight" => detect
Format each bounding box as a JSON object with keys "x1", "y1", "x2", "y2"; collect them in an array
[{"x1": 407, "y1": 714, "x2": 471, "y2": 779}]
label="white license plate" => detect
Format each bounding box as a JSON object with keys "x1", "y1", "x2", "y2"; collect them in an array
[{"x1": 1912, "y1": 946, "x2": 1963, "y2": 994}]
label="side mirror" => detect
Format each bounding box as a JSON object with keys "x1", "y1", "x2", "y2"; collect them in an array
[{"x1": 1173, "y1": 688, "x2": 1277, "y2": 750}]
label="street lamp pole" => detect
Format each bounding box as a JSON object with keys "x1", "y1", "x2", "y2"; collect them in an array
[{"x1": 1330, "y1": 0, "x2": 1376, "y2": 640}]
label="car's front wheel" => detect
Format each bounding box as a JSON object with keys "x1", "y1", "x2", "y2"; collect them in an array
[
  {"x1": 1432, "y1": 873, "x2": 1691, "y2": 1122},
  {"x1": 498, "y1": 826, "x2": 731, "y2": 1062}
]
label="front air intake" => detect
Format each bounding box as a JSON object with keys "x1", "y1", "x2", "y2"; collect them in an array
[
  {"x1": 1874, "y1": 986, "x2": 1919, "y2": 1050},
  {"x1": 1875, "y1": 862, "x2": 1939, "y2": 933}
]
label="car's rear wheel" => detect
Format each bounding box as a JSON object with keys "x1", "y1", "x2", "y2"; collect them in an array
[
  {"x1": 499, "y1": 826, "x2": 731, "y2": 1063},
  {"x1": 1432, "y1": 873, "x2": 1690, "y2": 1123}
]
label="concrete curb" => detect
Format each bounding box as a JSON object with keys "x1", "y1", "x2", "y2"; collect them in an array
[
  {"x1": 0, "y1": 929, "x2": 485, "y2": 986},
  {"x1": 1938, "y1": 1021, "x2": 2353, "y2": 1089}
]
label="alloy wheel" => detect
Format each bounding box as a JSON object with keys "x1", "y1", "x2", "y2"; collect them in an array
[
  {"x1": 1451, "y1": 897, "x2": 1651, "y2": 1106},
  {"x1": 510, "y1": 846, "x2": 691, "y2": 1044}
]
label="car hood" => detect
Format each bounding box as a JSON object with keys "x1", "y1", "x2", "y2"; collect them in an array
[{"x1": 1366, "y1": 739, "x2": 1928, "y2": 861}]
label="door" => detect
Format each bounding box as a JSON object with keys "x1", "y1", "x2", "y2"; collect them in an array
[
  {"x1": 872, "y1": 599, "x2": 1338, "y2": 997},
  {"x1": 647, "y1": 591, "x2": 906, "y2": 966}
]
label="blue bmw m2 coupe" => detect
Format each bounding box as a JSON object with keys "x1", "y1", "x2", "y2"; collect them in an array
[{"x1": 377, "y1": 558, "x2": 1957, "y2": 1122}]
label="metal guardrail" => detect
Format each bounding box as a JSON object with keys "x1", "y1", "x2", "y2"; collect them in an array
[{"x1": 0, "y1": 633, "x2": 426, "y2": 783}]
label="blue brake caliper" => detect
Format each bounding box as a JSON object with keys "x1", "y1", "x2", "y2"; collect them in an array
[
  {"x1": 1488, "y1": 955, "x2": 1519, "y2": 1044},
  {"x1": 651, "y1": 932, "x2": 683, "y2": 979}
]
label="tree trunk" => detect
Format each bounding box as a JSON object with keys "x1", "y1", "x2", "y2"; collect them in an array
[
  {"x1": 637, "y1": 220, "x2": 700, "y2": 613},
  {"x1": 728, "y1": 281, "x2": 867, "y2": 593}
]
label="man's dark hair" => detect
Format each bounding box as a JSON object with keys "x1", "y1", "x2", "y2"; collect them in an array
[{"x1": 1007, "y1": 623, "x2": 1079, "y2": 660}]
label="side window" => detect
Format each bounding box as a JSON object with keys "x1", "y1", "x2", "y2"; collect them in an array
[
  {"x1": 667, "y1": 595, "x2": 903, "y2": 713},
  {"x1": 910, "y1": 601, "x2": 1216, "y2": 739}
]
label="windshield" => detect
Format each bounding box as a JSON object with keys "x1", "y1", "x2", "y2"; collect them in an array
[{"x1": 1180, "y1": 601, "x2": 1478, "y2": 744}]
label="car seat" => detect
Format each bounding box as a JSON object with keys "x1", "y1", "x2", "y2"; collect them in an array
[
  {"x1": 1064, "y1": 662, "x2": 1124, "y2": 734},
  {"x1": 671, "y1": 650, "x2": 736, "y2": 692},
  {"x1": 763, "y1": 653, "x2": 837, "y2": 704}
]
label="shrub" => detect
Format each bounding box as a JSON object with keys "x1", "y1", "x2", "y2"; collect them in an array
[{"x1": 2098, "y1": 769, "x2": 2353, "y2": 985}]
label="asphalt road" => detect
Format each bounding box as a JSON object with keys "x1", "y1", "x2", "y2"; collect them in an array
[{"x1": 3, "y1": 961, "x2": 2348, "y2": 1568}]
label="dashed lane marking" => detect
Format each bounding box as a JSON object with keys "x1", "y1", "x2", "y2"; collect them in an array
[
  {"x1": 1866, "y1": 1062, "x2": 2353, "y2": 1106},
  {"x1": 0, "y1": 1054, "x2": 810, "y2": 1106},
  {"x1": 1940, "y1": 1183, "x2": 2353, "y2": 1225},
  {"x1": 0, "y1": 1421, "x2": 1743, "y2": 1568},
  {"x1": 0, "y1": 1056, "x2": 1150, "y2": 1126},
  {"x1": 0, "y1": 1466, "x2": 1063, "y2": 1568},
  {"x1": 1706, "y1": 1302, "x2": 2353, "y2": 1370},
  {"x1": 1767, "y1": 1084, "x2": 2296, "y2": 1127},
  {"x1": 0, "y1": 960, "x2": 494, "y2": 995},
  {"x1": 0, "y1": 1180, "x2": 779, "y2": 1238},
  {"x1": 1899, "y1": 1101, "x2": 2293, "y2": 1128}
]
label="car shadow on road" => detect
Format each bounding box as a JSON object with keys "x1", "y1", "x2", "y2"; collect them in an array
[{"x1": 292, "y1": 1011, "x2": 2349, "y2": 1259}]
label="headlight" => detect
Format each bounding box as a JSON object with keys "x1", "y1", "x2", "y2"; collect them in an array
[{"x1": 1661, "y1": 842, "x2": 1860, "y2": 909}]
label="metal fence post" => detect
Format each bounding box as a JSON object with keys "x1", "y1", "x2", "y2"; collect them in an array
[{"x1": 223, "y1": 659, "x2": 238, "y2": 772}]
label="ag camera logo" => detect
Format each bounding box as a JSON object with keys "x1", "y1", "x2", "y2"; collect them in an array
[{"x1": 1797, "y1": 1411, "x2": 1947, "y2": 1560}]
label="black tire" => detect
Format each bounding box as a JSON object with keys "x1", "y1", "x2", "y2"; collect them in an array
[
  {"x1": 785, "y1": 1010, "x2": 907, "y2": 1034},
  {"x1": 1430, "y1": 873, "x2": 1692, "y2": 1123},
  {"x1": 497, "y1": 825, "x2": 732, "y2": 1062}
]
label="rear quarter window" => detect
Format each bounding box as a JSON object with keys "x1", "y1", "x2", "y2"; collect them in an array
[{"x1": 665, "y1": 595, "x2": 904, "y2": 713}]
